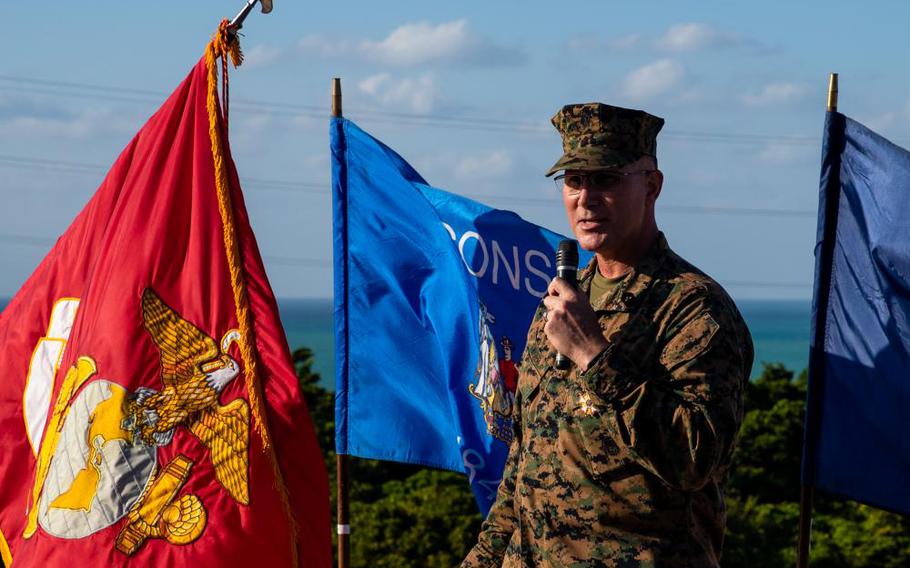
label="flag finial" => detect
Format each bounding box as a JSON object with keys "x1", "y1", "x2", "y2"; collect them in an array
[
  {"x1": 227, "y1": 0, "x2": 273, "y2": 42},
  {"x1": 827, "y1": 73, "x2": 838, "y2": 112}
]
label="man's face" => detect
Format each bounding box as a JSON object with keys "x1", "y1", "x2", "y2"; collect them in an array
[{"x1": 560, "y1": 158, "x2": 662, "y2": 255}]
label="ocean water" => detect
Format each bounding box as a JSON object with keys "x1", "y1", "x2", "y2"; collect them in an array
[
  {"x1": 278, "y1": 299, "x2": 811, "y2": 384},
  {"x1": 737, "y1": 300, "x2": 811, "y2": 378},
  {"x1": 0, "y1": 297, "x2": 810, "y2": 385}
]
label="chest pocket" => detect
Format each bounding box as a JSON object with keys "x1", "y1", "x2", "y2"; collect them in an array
[
  {"x1": 516, "y1": 323, "x2": 554, "y2": 403},
  {"x1": 561, "y1": 379, "x2": 630, "y2": 478}
]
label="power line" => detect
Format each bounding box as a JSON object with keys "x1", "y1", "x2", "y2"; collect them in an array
[
  {"x1": 0, "y1": 233, "x2": 56, "y2": 247},
  {"x1": 263, "y1": 255, "x2": 331, "y2": 268},
  {"x1": 724, "y1": 281, "x2": 812, "y2": 289},
  {"x1": 0, "y1": 154, "x2": 329, "y2": 193},
  {"x1": 0, "y1": 74, "x2": 822, "y2": 144},
  {"x1": 0, "y1": 153, "x2": 816, "y2": 216},
  {"x1": 0, "y1": 232, "x2": 807, "y2": 289}
]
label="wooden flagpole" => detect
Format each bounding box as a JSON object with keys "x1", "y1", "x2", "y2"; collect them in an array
[
  {"x1": 332, "y1": 77, "x2": 351, "y2": 568},
  {"x1": 796, "y1": 71, "x2": 838, "y2": 568}
]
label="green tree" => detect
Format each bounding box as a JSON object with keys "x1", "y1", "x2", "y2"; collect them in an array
[
  {"x1": 724, "y1": 363, "x2": 910, "y2": 568},
  {"x1": 728, "y1": 363, "x2": 806, "y2": 504},
  {"x1": 294, "y1": 350, "x2": 910, "y2": 567},
  {"x1": 292, "y1": 348, "x2": 480, "y2": 567},
  {"x1": 350, "y1": 469, "x2": 482, "y2": 568}
]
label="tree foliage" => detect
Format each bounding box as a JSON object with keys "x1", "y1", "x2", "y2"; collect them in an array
[
  {"x1": 293, "y1": 348, "x2": 481, "y2": 566},
  {"x1": 724, "y1": 363, "x2": 910, "y2": 567},
  {"x1": 293, "y1": 351, "x2": 909, "y2": 567}
]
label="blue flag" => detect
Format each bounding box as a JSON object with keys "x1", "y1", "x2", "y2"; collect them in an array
[
  {"x1": 331, "y1": 117, "x2": 590, "y2": 513},
  {"x1": 804, "y1": 111, "x2": 910, "y2": 514}
]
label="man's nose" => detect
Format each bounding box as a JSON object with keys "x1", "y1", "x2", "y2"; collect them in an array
[{"x1": 576, "y1": 185, "x2": 596, "y2": 207}]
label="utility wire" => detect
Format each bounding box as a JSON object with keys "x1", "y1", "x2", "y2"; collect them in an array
[
  {"x1": 0, "y1": 154, "x2": 817, "y2": 217},
  {"x1": 0, "y1": 232, "x2": 809, "y2": 289},
  {"x1": 0, "y1": 74, "x2": 821, "y2": 144}
]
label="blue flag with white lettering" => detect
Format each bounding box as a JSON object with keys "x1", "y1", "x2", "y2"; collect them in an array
[
  {"x1": 803, "y1": 111, "x2": 910, "y2": 514},
  {"x1": 331, "y1": 117, "x2": 589, "y2": 513}
]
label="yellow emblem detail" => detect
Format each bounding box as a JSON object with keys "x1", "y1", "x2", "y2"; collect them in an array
[
  {"x1": 123, "y1": 288, "x2": 250, "y2": 504},
  {"x1": 50, "y1": 386, "x2": 131, "y2": 512},
  {"x1": 578, "y1": 392, "x2": 597, "y2": 416},
  {"x1": 24, "y1": 356, "x2": 97, "y2": 538},
  {"x1": 116, "y1": 455, "x2": 207, "y2": 555}
]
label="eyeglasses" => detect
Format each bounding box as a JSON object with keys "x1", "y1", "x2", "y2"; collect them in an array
[{"x1": 554, "y1": 170, "x2": 655, "y2": 195}]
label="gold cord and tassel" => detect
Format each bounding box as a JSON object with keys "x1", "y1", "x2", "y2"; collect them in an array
[{"x1": 205, "y1": 21, "x2": 299, "y2": 566}]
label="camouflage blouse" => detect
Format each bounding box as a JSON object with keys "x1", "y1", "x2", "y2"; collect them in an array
[{"x1": 463, "y1": 233, "x2": 754, "y2": 568}]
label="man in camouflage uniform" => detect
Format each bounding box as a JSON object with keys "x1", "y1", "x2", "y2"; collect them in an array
[{"x1": 462, "y1": 103, "x2": 754, "y2": 567}]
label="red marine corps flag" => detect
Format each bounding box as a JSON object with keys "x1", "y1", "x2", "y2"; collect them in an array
[{"x1": 0, "y1": 23, "x2": 330, "y2": 567}]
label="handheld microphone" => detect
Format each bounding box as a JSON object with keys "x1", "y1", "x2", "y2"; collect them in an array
[{"x1": 554, "y1": 239, "x2": 579, "y2": 370}]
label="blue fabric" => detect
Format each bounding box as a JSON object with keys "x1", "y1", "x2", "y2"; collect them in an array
[
  {"x1": 331, "y1": 117, "x2": 589, "y2": 513},
  {"x1": 805, "y1": 112, "x2": 910, "y2": 514}
]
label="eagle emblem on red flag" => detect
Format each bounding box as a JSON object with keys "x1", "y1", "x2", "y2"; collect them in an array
[
  {"x1": 0, "y1": 23, "x2": 331, "y2": 568},
  {"x1": 128, "y1": 288, "x2": 250, "y2": 505}
]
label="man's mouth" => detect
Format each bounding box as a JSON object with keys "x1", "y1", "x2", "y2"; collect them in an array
[{"x1": 577, "y1": 218, "x2": 607, "y2": 230}]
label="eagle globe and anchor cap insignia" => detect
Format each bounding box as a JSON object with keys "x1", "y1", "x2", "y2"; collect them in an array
[
  {"x1": 468, "y1": 303, "x2": 518, "y2": 444},
  {"x1": 24, "y1": 288, "x2": 251, "y2": 556}
]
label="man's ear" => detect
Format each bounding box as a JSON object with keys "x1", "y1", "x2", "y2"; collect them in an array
[{"x1": 646, "y1": 169, "x2": 664, "y2": 204}]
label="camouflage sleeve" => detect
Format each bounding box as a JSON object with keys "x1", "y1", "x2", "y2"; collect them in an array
[
  {"x1": 461, "y1": 392, "x2": 521, "y2": 568},
  {"x1": 576, "y1": 289, "x2": 751, "y2": 491}
]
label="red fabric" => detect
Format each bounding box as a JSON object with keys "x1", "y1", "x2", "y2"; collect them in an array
[
  {"x1": 499, "y1": 359, "x2": 519, "y2": 393},
  {"x1": 0, "y1": 58, "x2": 330, "y2": 567}
]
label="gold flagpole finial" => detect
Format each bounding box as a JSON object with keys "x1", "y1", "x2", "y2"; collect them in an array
[
  {"x1": 827, "y1": 73, "x2": 838, "y2": 112},
  {"x1": 332, "y1": 78, "x2": 343, "y2": 118}
]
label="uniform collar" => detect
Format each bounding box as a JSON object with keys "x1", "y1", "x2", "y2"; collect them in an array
[{"x1": 577, "y1": 232, "x2": 670, "y2": 312}]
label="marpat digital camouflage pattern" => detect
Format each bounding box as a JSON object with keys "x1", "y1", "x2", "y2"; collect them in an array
[
  {"x1": 545, "y1": 103, "x2": 665, "y2": 177},
  {"x1": 463, "y1": 234, "x2": 753, "y2": 568}
]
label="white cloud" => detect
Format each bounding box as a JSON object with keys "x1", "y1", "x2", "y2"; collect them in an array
[
  {"x1": 362, "y1": 20, "x2": 524, "y2": 67},
  {"x1": 567, "y1": 33, "x2": 640, "y2": 53},
  {"x1": 298, "y1": 34, "x2": 357, "y2": 58},
  {"x1": 0, "y1": 106, "x2": 135, "y2": 140},
  {"x1": 858, "y1": 100, "x2": 910, "y2": 134},
  {"x1": 454, "y1": 151, "x2": 513, "y2": 179},
  {"x1": 243, "y1": 45, "x2": 285, "y2": 68},
  {"x1": 740, "y1": 82, "x2": 808, "y2": 107},
  {"x1": 236, "y1": 113, "x2": 273, "y2": 133},
  {"x1": 363, "y1": 20, "x2": 468, "y2": 66},
  {"x1": 357, "y1": 73, "x2": 439, "y2": 114},
  {"x1": 622, "y1": 59, "x2": 685, "y2": 101},
  {"x1": 290, "y1": 115, "x2": 320, "y2": 129},
  {"x1": 609, "y1": 34, "x2": 642, "y2": 51},
  {"x1": 259, "y1": 21, "x2": 524, "y2": 69},
  {"x1": 566, "y1": 35, "x2": 600, "y2": 52},
  {"x1": 656, "y1": 23, "x2": 738, "y2": 52},
  {"x1": 757, "y1": 143, "x2": 814, "y2": 164},
  {"x1": 295, "y1": 20, "x2": 524, "y2": 68},
  {"x1": 860, "y1": 112, "x2": 897, "y2": 133}
]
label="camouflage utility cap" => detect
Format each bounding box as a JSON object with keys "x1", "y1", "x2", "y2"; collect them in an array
[{"x1": 546, "y1": 102, "x2": 665, "y2": 177}]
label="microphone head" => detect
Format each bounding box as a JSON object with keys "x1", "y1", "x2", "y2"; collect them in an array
[{"x1": 556, "y1": 239, "x2": 579, "y2": 269}]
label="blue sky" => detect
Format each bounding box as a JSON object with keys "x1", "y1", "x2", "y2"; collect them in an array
[{"x1": 4, "y1": 1, "x2": 910, "y2": 300}]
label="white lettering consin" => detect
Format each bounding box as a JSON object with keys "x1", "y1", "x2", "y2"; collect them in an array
[{"x1": 442, "y1": 222, "x2": 552, "y2": 298}]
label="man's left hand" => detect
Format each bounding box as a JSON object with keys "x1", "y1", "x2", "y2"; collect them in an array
[{"x1": 543, "y1": 278, "x2": 609, "y2": 370}]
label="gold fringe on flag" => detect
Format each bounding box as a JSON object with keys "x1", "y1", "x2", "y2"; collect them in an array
[{"x1": 205, "y1": 21, "x2": 299, "y2": 566}]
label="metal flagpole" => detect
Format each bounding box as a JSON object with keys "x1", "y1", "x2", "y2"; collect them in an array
[
  {"x1": 796, "y1": 72, "x2": 839, "y2": 568},
  {"x1": 226, "y1": 0, "x2": 273, "y2": 41},
  {"x1": 332, "y1": 77, "x2": 351, "y2": 568}
]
